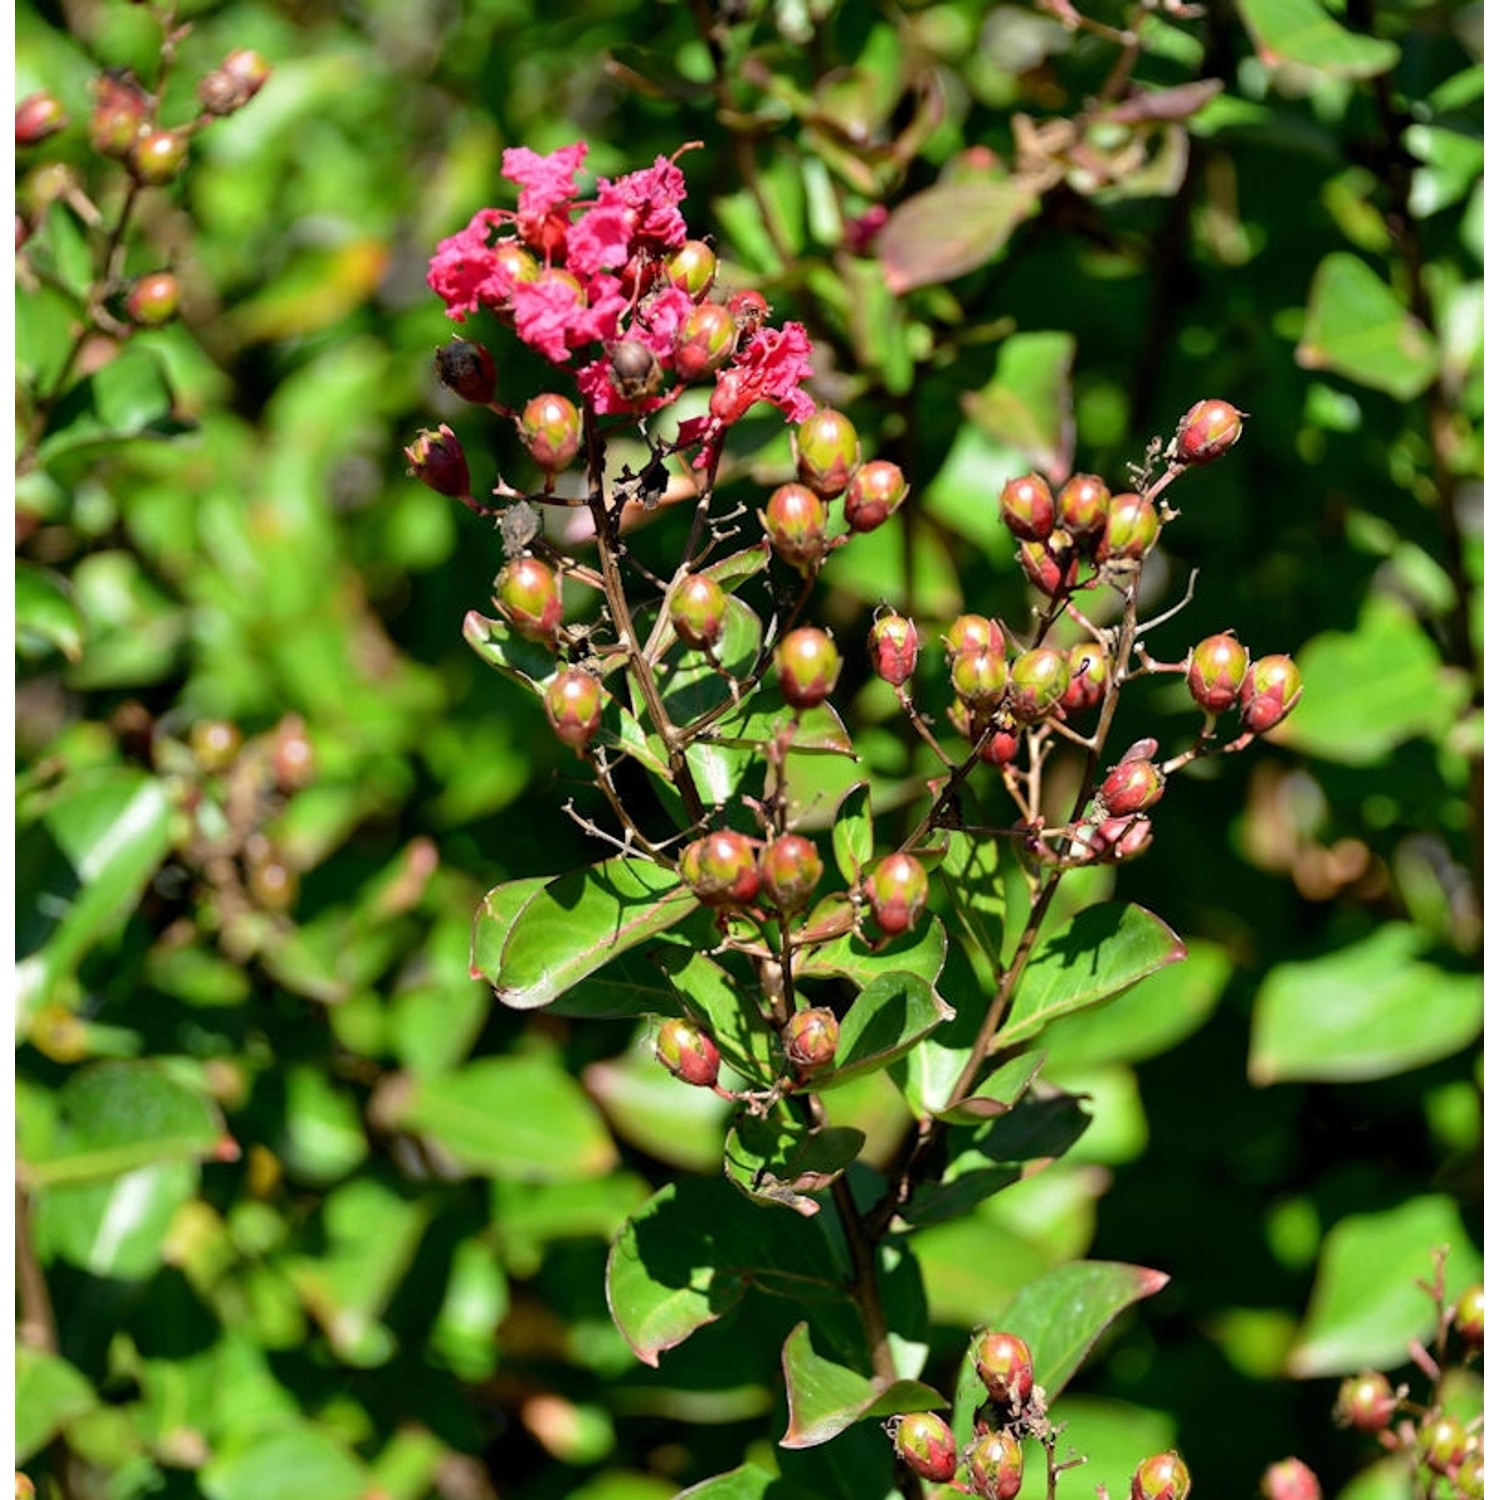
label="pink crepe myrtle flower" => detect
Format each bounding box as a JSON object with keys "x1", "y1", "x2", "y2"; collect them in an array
[
  {"x1": 427, "y1": 208, "x2": 518, "y2": 322},
  {"x1": 512, "y1": 273, "x2": 627, "y2": 364},
  {"x1": 502, "y1": 140, "x2": 588, "y2": 256},
  {"x1": 709, "y1": 322, "x2": 817, "y2": 427},
  {"x1": 594, "y1": 155, "x2": 690, "y2": 254}
]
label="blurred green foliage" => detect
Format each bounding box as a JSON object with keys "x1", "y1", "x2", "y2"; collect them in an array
[{"x1": 15, "y1": 1, "x2": 1480, "y2": 1497}]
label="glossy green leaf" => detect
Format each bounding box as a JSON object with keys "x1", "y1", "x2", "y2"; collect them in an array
[
  {"x1": 815, "y1": 969, "x2": 956, "y2": 1090},
  {"x1": 659, "y1": 946, "x2": 779, "y2": 1081},
  {"x1": 799, "y1": 914, "x2": 947, "y2": 993},
  {"x1": 461, "y1": 610, "x2": 555, "y2": 690},
  {"x1": 780, "y1": 1322, "x2": 944, "y2": 1449},
  {"x1": 1287, "y1": 1197, "x2": 1482, "y2": 1376},
  {"x1": 877, "y1": 178, "x2": 1039, "y2": 293},
  {"x1": 706, "y1": 687, "x2": 857, "y2": 758},
  {"x1": 430, "y1": 1234, "x2": 510, "y2": 1380},
  {"x1": 202, "y1": 1420, "x2": 369, "y2": 1500},
  {"x1": 938, "y1": 830, "x2": 1008, "y2": 977},
  {"x1": 831, "y1": 782, "x2": 874, "y2": 885},
  {"x1": 1009, "y1": 1395, "x2": 1175, "y2": 1499},
  {"x1": 936, "y1": 1051, "x2": 1046, "y2": 1124},
  {"x1": 1334, "y1": 1458, "x2": 1419, "y2": 1500},
  {"x1": 676, "y1": 1464, "x2": 821, "y2": 1500},
  {"x1": 703, "y1": 542, "x2": 772, "y2": 590},
  {"x1": 962, "y1": 332, "x2": 1076, "y2": 481},
  {"x1": 724, "y1": 1110, "x2": 865, "y2": 1215},
  {"x1": 1236, "y1": 0, "x2": 1400, "y2": 78},
  {"x1": 38, "y1": 344, "x2": 186, "y2": 464},
  {"x1": 1296, "y1": 252, "x2": 1440, "y2": 399},
  {"x1": 650, "y1": 595, "x2": 763, "y2": 721},
  {"x1": 998, "y1": 904, "x2": 1185, "y2": 1048},
  {"x1": 16, "y1": 562, "x2": 85, "y2": 663},
  {"x1": 392, "y1": 1054, "x2": 618, "y2": 1181},
  {"x1": 473, "y1": 858, "x2": 695, "y2": 1010},
  {"x1": 15, "y1": 1347, "x2": 97, "y2": 1464},
  {"x1": 1249, "y1": 923, "x2": 1481, "y2": 1084},
  {"x1": 34, "y1": 1160, "x2": 198, "y2": 1279}
]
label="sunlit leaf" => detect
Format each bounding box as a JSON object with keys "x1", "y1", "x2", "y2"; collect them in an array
[
  {"x1": 877, "y1": 179, "x2": 1039, "y2": 293},
  {"x1": 1236, "y1": 0, "x2": 1400, "y2": 77},
  {"x1": 780, "y1": 1322, "x2": 943, "y2": 1448}
]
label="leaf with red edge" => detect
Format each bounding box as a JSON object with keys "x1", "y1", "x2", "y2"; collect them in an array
[{"x1": 877, "y1": 179, "x2": 1038, "y2": 294}]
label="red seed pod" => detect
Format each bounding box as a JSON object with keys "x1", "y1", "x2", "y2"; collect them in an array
[
  {"x1": 760, "y1": 834, "x2": 824, "y2": 913},
  {"x1": 1419, "y1": 1413, "x2": 1470, "y2": 1479},
  {"x1": 1261, "y1": 1458, "x2": 1322, "y2": 1500},
  {"x1": 974, "y1": 1331, "x2": 1035, "y2": 1410},
  {"x1": 864, "y1": 852, "x2": 929, "y2": 936},
  {"x1": 664, "y1": 239, "x2": 718, "y2": 299},
  {"x1": 1097, "y1": 492, "x2": 1161, "y2": 563},
  {"x1": 129, "y1": 128, "x2": 189, "y2": 186},
  {"x1": 1061, "y1": 641, "x2": 1109, "y2": 714},
  {"x1": 1452, "y1": 1283, "x2": 1484, "y2": 1350},
  {"x1": 16, "y1": 92, "x2": 68, "y2": 146},
  {"x1": 494, "y1": 240, "x2": 540, "y2": 294},
  {"x1": 943, "y1": 614, "x2": 1007, "y2": 659},
  {"x1": 1008, "y1": 646, "x2": 1071, "y2": 724},
  {"x1": 435, "y1": 339, "x2": 497, "y2": 404},
  {"x1": 794, "y1": 408, "x2": 861, "y2": 499},
  {"x1": 1334, "y1": 1371, "x2": 1398, "y2": 1434},
  {"x1": 1175, "y1": 398, "x2": 1245, "y2": 465},
  {"x1": 1057, "y1": 472, "x2": 1111, "y2": 540},
  {"x1": 951, "y1": 648, "x2": 1009, "y2": 711},
  {"x1": 1017, "y1": 536, "x2": 1079, "y2": 598},
  {"x1": 544, "y1": 668, "x2": 604, "y2": 751},
  {"x1": 198, "y1": 48, "x2": 272, "y2": 115},
  {"x1": 670, "y1": 574, "x2": 728, "y2": 651},
  {"x1": 518, "y1": 392, "x2": 582, "y2": 474},
  {"x1": 247, "y1": 854, "x2": 298, "y2": 913},
  {"x1": 89, "y1": 71, "x2": 151, "y2": 158},
  {"x1": 495, "y1": 556, "x2": 563, "y2": 644},
  {"x1": 998, "y1": 472, "x2": 1056, "y2": 542},
  {"x1": 967, "y1": 1429, "x2": 1024, "y2": 1500},
  {"x1": 890, "y1": 1412, "x2": 958, "y2": 1484},
  {"x1": 674, "y1": 301, "x2": 738, "y2": 381},
  {"x1": 1455, "y1": 1447, "x2": 1484, "y2": 1500},
  {"x1": 404, "y1": 424, "x2": 470, "y2": 498},
  {"x1": 783, "y1": 1006, "x2": 840, "y2": 1073},
  {"x1": 775, "y1": 628, "x2": 841, "y2": 710},
  {"x1": 655, "y1": 1018, "x2": 721, "y2": 1088},
  {"x1": 126, "y1": 271, "x2": 180, "y2": 327},
  {"x1": 1086, "y1": 815, "x2": 1153, "y2": 862},
  {"x1": 869, "y1": 614, "x2": 920, "y2": 687},
  {"x1": 271, "y1": 714, "x2": 316, "y2": 791},
  {"x1": 978, "y1": 718, "x2": 1020, "y2": 767},
  {"x1": 1186, "y1": 631, "x2": 1249, "y2": 714},
  {"x1": 1099, "y1": 758, "x2": 1166, "y2": 817},
  {"x1": 1239, "y1": 654, "x2": 1303, "y2": 734},
  {"x1": 680, "y1": 829, "x2": 762, "y2": 907},
  {"x1": 1131, "y1": 1451, "x2": 1191, "y2": 1500},
  {"x1": 762, "y1": 483, "x2": 829, "y2": 569},
  {"x1": 844, "y1": 459, "x2": 909, "y2": 533}
]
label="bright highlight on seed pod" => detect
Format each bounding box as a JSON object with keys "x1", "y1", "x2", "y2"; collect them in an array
[
  {"x1": 655, "y1": 1018, "x2": 721, "y2": 1088},
  {"x1": 775, "y1": 628, "x2": 841, "y2": 709},
  {"x1": 864, "y1": 852, "x2": 929, "y2": 935}
]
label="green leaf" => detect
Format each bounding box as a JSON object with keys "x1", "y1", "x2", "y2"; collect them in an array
[
  {"x1": 17, "y1": 769, "x2": 173, "y2": 1017},
  {"x1": 936, "y1": 1051, "x2": 1046, "y2": 1124},
  {"x1": 1250, "y1": 924, "x2": 1482, "y2": 1084},
  {"x1": 831, "y1": 782, "x2": 874, "y2": 885},
  {"x1": 461, "y1": 610, "x2": 555, "y2": 689},
  {"x1": 676, "y1": 1464, "x2": 821, "y2": 1500},
  {"x1": 780, "y1": 1322, "x2": 944, "y2": 1449},
  {"x1": 1296, "y1": 252, "x2": 1440, "y2": 400},
  {"x1": 800, "y1": 915, "x2": 948, "y2": 994},
  {"x1": 724, "y1": 1110, "x2": 865, "y2": 1215},
  {"x1": 703, "y1": 542, "x2": 772, "y2": 590},
  {"x1": 1277, "y1": 597, "x2": 1468, "y2": 764},
  {"x1": 1236, "y1": 0, "x2": 1400, "y2": 78},
  {"x1": 937, "y1": 830, "x2": 1008, "y2": 978},
  {"x1": 1287, "y1": 1197, "x2": 1482, "y2": 1376},
  {"x1": 816, "y1": 970, "x2": 956, "y2": 1090},
  {"x1": 550, "y1": 930, "x2": 704, "y2": 1021},
  {"x1": 607, "y1": 1177, "x2": 844, "y2": 1366},
  {"x1": 998, "y1": 904, "x2": 1185, "y2": 1048},
  {"x1": 202, "y1": 1420, "x2": 369, "y2": 1500},
  {"x1": 16, "y1": 562, "x2": 85, "y2": 663},
  {"x1": 877, "y1": 178, "x2": 1039, "y2": 293},
  {"x1": 34, "y1": 1160, "x2": 198, "y2": 1279},
  {"x1": 961, "y1": 332, "x2": 1076, "y2": 481},
  {"x1": 473, "y1": 858, "x2": 696, "y2": 1011},
  {"x1": 38, "y1": 345, "x2": 188, "y2": 465},
  {"x1": 392, "y1": 1054, "x2": 618, "y2": 1181},
  {"x1": 586, "y1": 1031, "x2": 732, "y2": 1173},
  {"x1": 16, "y1": 1347, "x2": 97, "y2": 1464},
  {"x1": 659, "y1": 946, "x2": 779, "y2": 1083}
]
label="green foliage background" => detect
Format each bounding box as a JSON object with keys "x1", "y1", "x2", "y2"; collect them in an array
[{"x1": 16, "y1": 1, "x2": 1481, "y2": 1497}]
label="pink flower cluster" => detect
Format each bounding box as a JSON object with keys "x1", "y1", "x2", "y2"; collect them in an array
[{"x1": 425, "y1": 141, "x2": 815, "y2": 431}]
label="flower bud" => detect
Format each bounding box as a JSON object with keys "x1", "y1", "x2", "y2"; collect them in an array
[
  {"x1": 16, "y1": 92, "x2": 67, "y2": 146},
  {"x1": 1086, "y1": 815, "x2": 1153, "y2": 862},
  {"x1": 129, "y1": 128, "x2": 189, "y2": 186},
  {"x1": 1008, "y1": 646, "x2": 1070, "y2": 724},
  {"x1": 1175, "y1": 398, "x2": 1245, "y2": 465},
  {"x1": 890, "y1": 1412, "x2": 958, "y2": 1484},
  {"x1": 967, "y1": 1430, "x2": 1024, "y2": 1500},
  {"x1": 998, "y1": 472, "x2": 1056, "y2": 542},
  {"x1": 544, "y1": 668, "x2": 604, "y2": 751},
  {"x1": 609, "y1": 338, "x2": 664, "y2": 402},
  {"x1": 1099, "y1": 758, "x2": 1166, "y2": 817},
  {"x1": 844, "y1": 460, "x2": 909, "y2": 533},
  {"x1": 794, "y1": 408, "x2": 861, "y2": 499},
  {"x1": 435, "y1": 339, "x2": 497, "y2": 404},
  {"x1": 495, "y1": 556, "x2": 563, "y2": 643},
  {"x1": 1061, "y1": 641, "x2": 1108, "y2": 714},
  {"x1": 864, "y1": 852, "x2": 929, "y2": 936},
  {"x1": 775, "y1": 628, "x2": 841, "y2": 710},
  {"x1": 974, "y1": 1331, "x2": 1034, "y2": 1410},
  {"x1": 1097, "y1": 492, "x2": 1161, "y2": 563},
  {"x1": 1420, "y1": 1413, "x2": 1469, "y2": 1479},
  {"x1": 669, "y1": 574, "x2": 728, "y2": 651},
  {"x1": 978, "y1": 718, "x2": 1020, "y2": 767},
  {"x1": 944, "y1": 614, "x2": 1007, "y2": 659},
  {"x1": 760, "y1": 834, "x2": 824, "y2": 913},
  {"x1": 1017, "y1": 536, "x2": 1078, "y2": 598},
  {"x1": 405, "y1": 424, "x2": 470, "y2": 498},
  {"x1": 1456, "y1": 1445, "x2": 1484, "y2": 1500},
  {"x1": 1239, "y1": 654, "x2": 1303, "y2": 734},
  {"x1": 1131, "y1": 1451, "x2": 1191, "y2": 1500},
  {"x1": 89, "y1": 71, "x2": 151, "y2": 158},
  {"x1": 655, "y1": 1018, "x2": 721, "y2": 1088},
  {"x1": 1453, "y1": 1283, "x2": 1484, "y2": 1350},
  {"x1": 271, "y1": 715, "x2": 316, "y2": 791},
  {"x1": 869, "y1": 614, "x2": 920, "y2": 687},
  {"x1": 125, "y1": 271, "x2": 180, "y2": 327},
  {"x1": 189, "y1": 719, "x2": 242, "y2": 774},
  {"x1": 1261, "y1": 1458, "x2": 1321, "y2": 1500},
  {"x1": 247, "y1": 853, "x2": 298, "y2": 912},
  {"x1": 519, "y1": 392, "x2": 582, "y2": 474},
  {"x1": 1334, "y1": 1371, "x2": 1397, "y2": 1433},
  {"x1": 1057, "y1": 472, "x2": 1110, "y2": 540},
  {"x1": 680, "y1": 830, "x2": 761, "y2": 907},
  {"x1": 674, "y1": 301, "x2": 738, "y2": 381},
  {"x1": 762, "y1": 483, "x2": 829, "y2": 569},
  {"x1": 1186, "y1": 632, "x2": 1249, "y2": 714},
  {"x1": 951, "y1": 648, "x2": 1008, "y2": 711},
  {"x1": 198, "y1": 49, "x2": 272, "y2": 115},
  {"x1": 494, "y1": 241, "x2": 540, "y2": 294},
  {"x1": 783, "y1": 1007, "x2": 840, "y2": 1074},
  {"x1": 664, "y1": 239, "x2": 718, "y2": 299}
]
